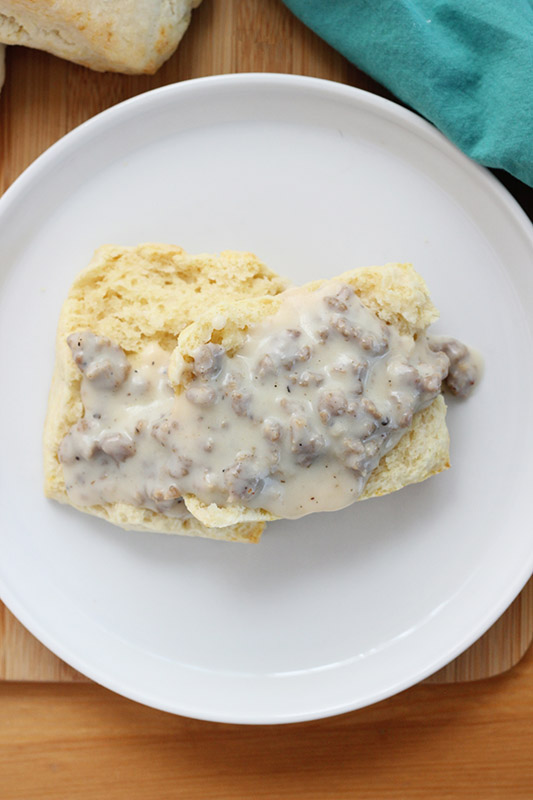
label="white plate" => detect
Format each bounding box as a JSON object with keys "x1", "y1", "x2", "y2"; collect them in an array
[{"x1": 0, "y1": 74, "x2": 532, "y2": 724}]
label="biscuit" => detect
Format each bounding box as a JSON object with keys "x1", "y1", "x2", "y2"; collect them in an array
[{"x1": 0, "y1": 0, "x2": 201, "y2": 74}]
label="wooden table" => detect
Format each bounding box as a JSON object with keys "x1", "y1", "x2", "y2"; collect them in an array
[{"x1": 1, "y1": 1, "x2": 532, "y2": 797}]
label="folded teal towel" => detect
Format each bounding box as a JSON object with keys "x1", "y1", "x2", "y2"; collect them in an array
[{"x1": 283, "y1": 0, "x2": 533, "y2": 187}]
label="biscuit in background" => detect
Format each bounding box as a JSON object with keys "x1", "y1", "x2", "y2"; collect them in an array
[{"x1": 0, "y1": 0, "x2": 202, "y2": 74}]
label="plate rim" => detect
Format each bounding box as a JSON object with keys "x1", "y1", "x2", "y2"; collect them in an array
[{"x1": 1, "y1": 72, "x2": 532, "y2": 724}]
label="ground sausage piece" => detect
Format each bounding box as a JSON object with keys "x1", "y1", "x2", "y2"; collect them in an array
[
  {"x1": 296, "y1": 345, "x2": 312, "y2": 362},
  {"x1": 192, "y1": 344, "x2": 225, "y2": 378},
  {"x1": 256, "y1": 354, "x2": 277, "y2": 378},
  {"x1": 231, "y1": 390, "x2": 252, "y2": 417},
  {"x1": 386, "y1": 359, "x2": 420, "y2": 385},
  {"x1": 324, "y1": 285, "x2": 355, "y2": 312},
  {"x1": 419, "y1": 371, "x2": 444, "y2": 393},
  {"x1": 151, "y1": 485, "x2": 181, "y2": 502},
  {"x1": 330, "y1": 315, "x2": 388, "y2": 355},
  {"x1": 318, "y1": 389, "x2": 348, "y2": 424},
  {"x1": 151, "y1": 418, "x2": 178, "y2": 445},
  {"x1": 394, "y1": 400, "x2": 414, "y2": 428},
  {"x1": 342, "y1": 437, "x2": 366, "y2": 474},
  {"x1": 100, "y1": 432, "x2": 136, "y2": 462},
  {"x1": 429, "y1": 337, "x2": 479, "y2": 398},
  {"x1": 263, "y1": 418, "x2": 283, "y2": 442},
  {"x1": 417, "y1": 351, "x2": 450, "y2": 394},
  {"x1": 58, "y1": 422, "x2": 100, "y2": 463},
  {"x1": 364, "y1": 440, "x2": 380, "y2": 459},
  {"x1": 296, "y1": 370, "x2": 324, "y2": 387},
  {"x1": 330, "y1": 315, "x2": 359, "y2": 341},
  {"x1": 289, "y1": 416, "x2": 325, "y2": 466},
  {"x1": 360, "y1": 398, "x2": 383, "y2": 421},
  {"x1": 281, "y1": 345, "x2": 312, "y2": 370},
  {"x1": 446, "y1": 359, "x2": 478, "y2": 398},
  {"x1": 325, "y1": 295, "x2": 348, "y2": 312},
  {"x1": 432, "y1": 337, "x2": 467, "y2": 363},
  {"x1": 224, "y1": 455, "x2": 265, "y2": 501},
  {"x1": 186, "y1": 386, "x2": 217, "y2": 406},
  {"x1": 67, "y1": 331, "x2": 130, "y2": 390}
]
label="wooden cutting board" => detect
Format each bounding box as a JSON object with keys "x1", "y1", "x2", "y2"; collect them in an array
[{"x1": 0, "y1": 0, "x2": 531, "y2": 687}]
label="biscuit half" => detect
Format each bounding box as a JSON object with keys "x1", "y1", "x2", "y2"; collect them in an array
[
  {"x1": 43, "y1": 244, "x2": 289, "y2": 542},
  {"x1": 169, "y1": 263, "x2": 450, "y2": 528}
]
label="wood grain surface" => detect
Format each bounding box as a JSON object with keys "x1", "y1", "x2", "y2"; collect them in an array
[
  {"x1": 0, "y1": 645, "x2": 532, "y2": 800},
  {"x1": 0, "y1": 0, "x2": 532, "y2": 796}
]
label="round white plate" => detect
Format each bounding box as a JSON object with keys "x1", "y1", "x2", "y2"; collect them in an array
[{"x1": 0, "y1": 74, "x2": 532, "y2": 724}]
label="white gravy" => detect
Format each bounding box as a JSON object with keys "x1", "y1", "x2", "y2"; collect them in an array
[{"x1": 60, "y1": 282, "x2": 479, "y2": 520}]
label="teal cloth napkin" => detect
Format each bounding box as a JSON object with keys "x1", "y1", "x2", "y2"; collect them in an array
[{"x1": 283, "y1": 0, "x2": 533, "y2": 187}]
